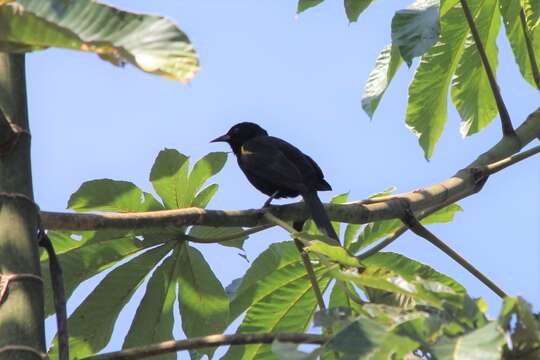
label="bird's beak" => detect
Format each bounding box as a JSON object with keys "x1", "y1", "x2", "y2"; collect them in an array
[{"x1": 210, "y1": 134, "x2": 231, "y2": 143}]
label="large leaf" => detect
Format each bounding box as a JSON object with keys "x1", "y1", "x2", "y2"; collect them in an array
[
  {"x1": 0, "y1": 0, "x2": 198, "y2": 83},
  {"x1": 122, "y1": 254, "x2": 178, "y2": 360},
  {"x1": 224, "y1": 242, "x2": 331, "y2": 360},
  {"x1": 362, "y1": 44, "x2": 403, "y2": 119},
  {"x1": 188, "y1": 225, "x2": 247, "y2": 250},
  {"x1": 68, "y1": 179, "x2": 163, "y2": 212},
  {"x1": 344, "y1": 0, "x2": 376, "y2": 22},
  {"x1": 181, "y1": 152, "x2": 227, "y2": 208},
  {"x1": 42, "y1": 232, "x2": 147, "y2": 316},
  {"x1": 522, "y1": 0, "x2": 540, "y2": 31},
  {"x1": 48, "y1": 244, "x2": 172, "y2": 358},
  {"x1": 451, "y1": 0, "x2": 501, "y2": 137},
  {"x1": 498, "y1": 296, "x2": 540, "y2": 356},
  {"x1": 500, "y1": 0, "x2": 540, "y2": 89},
  {"x1": 391, "y1": 0, "x2": 440, "y2": 66},
  {"x1": 406, "y1": 0, "x2": 483, "y2": 159},
  {"x1": 430, "y1": 321, "x2": 506, "y2": 359},
  {"x1": 176, "y1": 243, "x2": 229, "y2": 342}
]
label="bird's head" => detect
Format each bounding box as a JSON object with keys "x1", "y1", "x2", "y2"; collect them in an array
[{"x1": 211, "y1": 122, "x2": 268, "y2": 151}]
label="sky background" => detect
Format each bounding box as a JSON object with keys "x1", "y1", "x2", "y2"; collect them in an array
[{"x1": 25, "y1": 0, "x2": 539, "y2": 358}]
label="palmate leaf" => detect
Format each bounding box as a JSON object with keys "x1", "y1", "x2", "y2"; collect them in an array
[
  {"x1": 522, "y1": 0, "x2": 540, "y2": 31},
  {"x1": 46, "y1": 150, "x2": 233, "y2": 357},
  {"x1": 406, "y1": 0, "x2": 483, "y2": 159},
  {"x1": 0, "y1": 0, "x2": 199, "y2": 83},
  {"x1": 391, "y1": 0, "x2": 440, "y2": 66},
  {"x1": 501, "y1": 0, "x2": 540, "y2": 89},
  {"x1": 48, "y1": 244, "x2": 172, "y2": 358},
  {"x1": 451, "y1": 0, "x2": 501, "y2": 137},
  {"x1": 224, "y1": 242, "x2": 332, "y2": 360}
]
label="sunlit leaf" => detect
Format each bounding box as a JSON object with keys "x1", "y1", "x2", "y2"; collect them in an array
[
  {"x1": 0, "y1": 0, "x2": 199, "y2": 83},
  {"x1": 362, "y1": 44, "x2": 403, "y2": 119},
  {"x1": 305, "y1": 240, "x2": 361, "y2": 268},
  {"x1": 182, "y1": 152, "x2": 227, "y2": 208},
  {"x1": 500, "y1": 0, "x2": 540, "y2": 89},
  {"x1": 406, "y1": 0, "x2": 483, "y2": 159},
  {"x1": 149, "y1": 149, "x2": 189, "y2": 209},
  {"x1": 451, "y1": 0, "x2": 501, "y2": 137}
]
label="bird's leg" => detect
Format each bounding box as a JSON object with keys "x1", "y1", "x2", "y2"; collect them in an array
[{"x1": 262, "y1": 191, "x2": 280, "y2": 208}]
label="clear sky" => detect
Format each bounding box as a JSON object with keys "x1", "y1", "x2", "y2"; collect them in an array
[{"x1": 26, "y1": 0, "x2": 539, "y2": 357}]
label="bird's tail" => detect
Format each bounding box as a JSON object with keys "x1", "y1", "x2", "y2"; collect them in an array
[{"x1": 302, "y1": 191, "x2": 340, "y2": 245}]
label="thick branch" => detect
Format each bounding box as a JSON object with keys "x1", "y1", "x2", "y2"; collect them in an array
[
  {"x1": 459, "y1": 0, "x2": 514, "y2": 136},
  {"x1": 82, "y1": 333, "x2": 327, "y2": 360},
  {"x1": 40, "y1": 108, "x2": 540, "y2": 232}
]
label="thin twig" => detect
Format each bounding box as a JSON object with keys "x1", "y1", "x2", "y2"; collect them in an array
[
  {"x1": 485, "y1": 144, "x2": 540, "y2": 175},
  {"x1": 400, "y1": 210, "x2": 507, "y2": 298},
  {"x1": 460, "y1": 0, "x2": 515, "y2": 136},
  {"x1": 519, "y1": 7, "x2": 540, "y2": 90},
  {"x1": 184, "y1": 224, "x2": 274, "y2": 243},
  {"x1": 82, "y1": 333, "x2": 327, "y2": 360},
  {"x1": 264, "y1": 213, "x2": 327, "y2": 311}
]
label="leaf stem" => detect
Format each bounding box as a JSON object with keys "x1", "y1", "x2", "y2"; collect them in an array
[
  {"x1": 519, "y1": 7, "x2": 540, "y2": 90},
  {"x1": 82, "y1": 333, "x2": 328, "y2": 360},
  {"x1": 400, "y1": 209, "x2": 507, "y2": 298},
  {"x1": 459, "y1": 0, "x2": 515, "y2": 136}
]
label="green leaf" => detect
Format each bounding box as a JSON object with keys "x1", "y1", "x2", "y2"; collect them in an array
[
  {"x1": 272, "y1": 341, "x2": 320, "y2": 360},
  {"x1": 362, "y1": 44, "x2": 403, "y2": 119},
  {"x1": 297, "y1": 0, "x2": 325, "y2": 13},
  {"x1": 391, "y1": 0, "x2": 440, "y2": 66},
  {"x1": 368, "y1": 185, "x2": 397, "y2": 199},
  {"x1": 344, "y1": 0, "x2": 375, "y2": 22},
  {"x1": 182, "y1": 152, "x2": 227, "y2": 208},
  {"x1": 225, "y1": 241, "x2": 332, "y2": 360},
  {"x1": 451, "y1": 0, "x2": 501, "y2": 137},
  {"x1": 421, "y1": 203, "x2": 463, "y2": 224},
  {"x1": 188, "y1": 225, "x2": 247, "y2": 250},
  {"x1": 48, "y1": 244, "x2": 171, "y2": 358},
  {"x1": 0, "y1": 0, "x2": 198, "y2": 83},
  {"x1": 176, "y1": 243, "x2": 229, "y2": 342},
  {"x1": 522, "y1": 0, "x2": 540, "y2": 31},
  {"x1": 343, "y1": 223, "x2": 362, "y2": 249},
  {"x1": 191, "y1": 183, "x2": 219, "y2": 208},
  {"x1": 500, "y1": 0, "x2": 540, "y2": 88},
  {"x1": 122, "y1": 254, "x2": 178, "y2": 359},
  {"x1": 149, "y1": 149, "x2": 190, "y2": 209},
  {"x1": 305, "y1": 240, "x2": 361, "y2": 268},
  {"x1": 406, "y1": 0, "x2": 483, "y2": 159},
  {"x1": 68, "y1": 179, "x2": 163, "y2": 212},
  {"x1": 42, "y1": 232, "x2": 147, "y2": 316},
  {"x1": 430, "y1": 321, "x2": 506, "y2": 359},
  {"x1": 498, "y1": 296, "x2": 540, "y2": 355}
]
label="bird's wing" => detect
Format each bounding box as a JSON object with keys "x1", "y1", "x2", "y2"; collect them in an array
[{"x1": 239, "y1": 139, "x2": 308, "y2": 193}]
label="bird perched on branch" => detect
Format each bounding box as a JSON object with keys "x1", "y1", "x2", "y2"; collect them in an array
[{"x1": 211, "y1": 122, "x2": 339, "y2": 244}]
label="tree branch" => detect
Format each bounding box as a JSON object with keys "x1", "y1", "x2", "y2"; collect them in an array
[
  {"x1": 400, "y1": 209, "x2": 507, "y2": 298},
  {"x1": 81, "y1": 333, "x2": 327, "y2": 360},
  {"x1": 459, "y1": 0, "x2": 514, "y2": 136},
  {"x1": 519, "y1": 7, "x2": 540, "y2": 90},
  {"x1": 40, "y1": 108, "x2": 540, "y2": 233}
]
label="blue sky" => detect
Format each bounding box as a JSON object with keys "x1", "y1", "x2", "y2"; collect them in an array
[{"x1": 26, "y1": 0, "x2": 539, "y2": 357}]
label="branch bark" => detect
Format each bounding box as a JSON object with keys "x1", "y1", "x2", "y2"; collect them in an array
[
  {"x1": 39, "y1": 107, "x2": 540, "y2": 233},
  {"x1": 81, "y1": 333, "x2": 327, "y2": 360}
]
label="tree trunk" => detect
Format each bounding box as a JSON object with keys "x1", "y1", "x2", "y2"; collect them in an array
[{"x1": 0, "y1": 53, "x2": 45, "y2": 358}]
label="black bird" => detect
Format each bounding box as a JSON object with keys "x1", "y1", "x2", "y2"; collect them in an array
[{"x1": 211, "y1": 122, "x2": 339, "y2": 243}]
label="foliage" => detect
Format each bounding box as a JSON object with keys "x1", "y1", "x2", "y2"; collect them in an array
[{"x1": 0, "y1": 0, "x2": 198, "y2": 83}]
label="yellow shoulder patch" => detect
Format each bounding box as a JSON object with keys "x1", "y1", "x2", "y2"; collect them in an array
[{"x1": 240, "y1": 146, "x2": 255, "y2": 155}]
